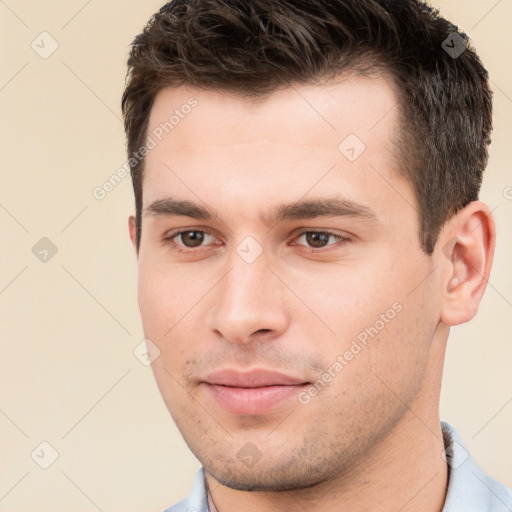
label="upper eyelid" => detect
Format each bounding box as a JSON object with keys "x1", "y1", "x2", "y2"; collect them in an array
[
  {"x1": 164, "y1": 227, "x2": 213, "y2": 238},
  {"x1": 294, "y1": 228, "x2": 347, "y2": 237},
  {"x1": 293, "y1": 228, "x2": 353, "y2": 242}
]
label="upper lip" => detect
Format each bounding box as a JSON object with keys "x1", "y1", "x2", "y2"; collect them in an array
[{"x1": 202, "y1": 369, "x2": 308, "y2": 388}]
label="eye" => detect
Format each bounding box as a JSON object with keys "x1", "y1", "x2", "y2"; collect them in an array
[
  {"x1": 166, "y1": 229, "x2": 216, "y2": 248},
  {"x1": 294, "y1": 231, "x2": 348, "y2": 249}
]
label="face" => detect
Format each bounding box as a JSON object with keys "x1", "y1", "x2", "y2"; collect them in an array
[{"x1": 131, "y1": 75, "x2": 443, "y2": 490}]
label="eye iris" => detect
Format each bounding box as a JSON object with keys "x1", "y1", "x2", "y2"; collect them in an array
[
  {"x1": 181, "y1": 231, "x2": 204, "y2": 247},
  {"x1": 306, "y1": 232, "x2": 330, "y2": 248}
]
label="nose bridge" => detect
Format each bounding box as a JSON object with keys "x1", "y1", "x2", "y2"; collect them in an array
[
  {"x1": 207, "y1": 245, "x2": 288, "y2": 342},
  {"x1": 222, "y1": 249, "x2": 275, "y2": 317}
]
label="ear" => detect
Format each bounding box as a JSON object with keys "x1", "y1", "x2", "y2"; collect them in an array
[
  {"x1": 128, "y1": 215, "x2": 138, "y2": 255},
  {"x1": 438, "y1": 201, "x2": 495, "y2": 326}
]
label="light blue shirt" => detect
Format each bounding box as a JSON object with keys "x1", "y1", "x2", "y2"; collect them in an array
[{"x1": 164, "y1": 421, "x2": 512, "y2": 511}]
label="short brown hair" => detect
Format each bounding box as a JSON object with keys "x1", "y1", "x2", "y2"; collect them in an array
[{"x1": 122, "y1": 0, "x2": 492, "y2": 254}]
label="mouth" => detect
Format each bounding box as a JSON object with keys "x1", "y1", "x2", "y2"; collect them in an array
[{"x1": 201, "y1": 369, "x2": 310, "y2": 415}]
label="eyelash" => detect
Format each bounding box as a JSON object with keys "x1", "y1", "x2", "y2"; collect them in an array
[{"x1": 162, "y1": 228, "x2": 352, "y2": 253}]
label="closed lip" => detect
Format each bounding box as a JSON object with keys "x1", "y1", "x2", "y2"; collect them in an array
[{"x1": 201, "y1": 369, "x2": 309, "y2": 388}]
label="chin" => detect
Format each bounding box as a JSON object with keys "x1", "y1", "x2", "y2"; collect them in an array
[{"x1": 203, "y1": 458, "x2": 332, "y2": 492}]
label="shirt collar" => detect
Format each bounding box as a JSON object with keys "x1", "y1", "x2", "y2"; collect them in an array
[{"x1": 441, "y1": 421, "x2": 512, "y2": 511}]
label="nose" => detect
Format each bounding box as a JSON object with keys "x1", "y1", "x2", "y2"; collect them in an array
[{"x1": 206, "y1": 248, "x2": 290, "y2": 345}]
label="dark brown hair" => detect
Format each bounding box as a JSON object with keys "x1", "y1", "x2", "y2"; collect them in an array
[{"x1": 121, "y1": 0, "x2": 492, "y2": 254}]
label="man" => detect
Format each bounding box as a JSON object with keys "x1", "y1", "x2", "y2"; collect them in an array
[{"x1": 122, "y1": 0, "x2": 511, "y2": 510}]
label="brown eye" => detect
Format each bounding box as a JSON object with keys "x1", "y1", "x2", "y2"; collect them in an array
[
  {"x1": 304, "y1": 232, "x2": 332, "y2": 248},
  {"x1": 177, "y1": 230, "x2": 208, "y2": 247},
  {"x1": 295, "y1": 231, "x2": 345, "y2": 249}
]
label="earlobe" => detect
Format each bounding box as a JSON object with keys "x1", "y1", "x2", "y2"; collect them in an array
[{"x1": 439, "y1": 201, "x2": 495, "y2": 326}]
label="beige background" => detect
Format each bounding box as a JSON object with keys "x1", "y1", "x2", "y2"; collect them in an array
[{"x1": 0, "y1": 1, "x2": 510, "y2": 510}]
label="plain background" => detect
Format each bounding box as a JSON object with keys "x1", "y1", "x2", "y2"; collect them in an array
[{"x1": 0, "y1": 1, "x2": 511, "y2": 510}]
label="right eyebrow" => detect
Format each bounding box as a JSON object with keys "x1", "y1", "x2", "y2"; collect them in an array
[{"x1": 144, "y1": 197, "x2": 214, "y2": 220}]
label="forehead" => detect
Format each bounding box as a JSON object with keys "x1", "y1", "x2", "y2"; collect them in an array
[
  {"x1": 142, "y1": 74, "x2": 412, "y2": 228},
  {"x1": 146, "y1": 74, "x2": 399, "y2": 153}
]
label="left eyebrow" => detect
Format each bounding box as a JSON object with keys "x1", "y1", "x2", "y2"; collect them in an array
[
  {"x1": 264, "y1": 197, "x2": 380, "y2": 224},
  {"x1": 144, "y1": 198, "x2": 214, "y2": 220}
]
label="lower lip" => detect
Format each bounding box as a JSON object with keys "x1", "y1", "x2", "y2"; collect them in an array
[{"x1": 204, "y1": 383, "x2": 308, "y2": 415}]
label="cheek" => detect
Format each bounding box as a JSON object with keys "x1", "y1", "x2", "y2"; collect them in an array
[
  {"x1": 356, "y1": 280, "x2": 439, "y2": 404},
  {"x1": 137, "y1": 260, "x2": 198, "y2": 336},
  {"x1": 137, "y1": 275, "x2": 168, "y2": 339},
  {"x1": 322, "y1": 305, "x2": 431, "y2": 423},
  {"x1": 286, "y1": 255, "x2": 434, "y2": 386},
  {"x1": 137, "y1": 263, "x2": 206, "y2": 374},
  {"x1": 284, "y1": 256, "x2": 404, "y2": 336}
]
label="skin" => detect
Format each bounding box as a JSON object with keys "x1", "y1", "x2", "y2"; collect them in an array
[{"x1": 129, "y1": 74, "x2": 495, "y2": 512}]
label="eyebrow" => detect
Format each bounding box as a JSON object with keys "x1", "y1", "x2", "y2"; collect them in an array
[
  {"x1": 144, "y1": 196, "x2": 379, "y2": 224},
  {"x1": 270, "y1": 198, "x2": 379, "y2": 224},
  {"x1": 144, "y1": 198, "x2": 213, "y2": 219}
]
